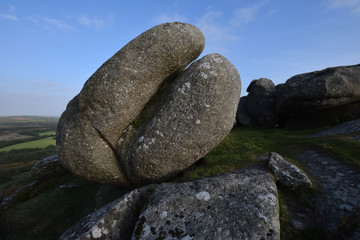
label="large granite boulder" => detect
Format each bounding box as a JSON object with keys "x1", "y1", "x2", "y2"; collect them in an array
[
  {"x1": 269, "y1": 152, "x2": 312, "y2": 189},
  {"x1": 246, "y1": 78, "x2": 277, "y2": 127},
  {"x1": 133, "y1": 168, "x2": 280, "y2": 240},
  {"x1": 31, "y1": 155, "x2": 67, "y2": 180},
  {"x1": 57, "y1": 22, "x2": 241, "y2": 186},
  {"x1": 60, "y1": 168, "x2": 280, "y2": 239},
  {"x1": 276, "y1": 64, "x2": 360, "y2": 126}
]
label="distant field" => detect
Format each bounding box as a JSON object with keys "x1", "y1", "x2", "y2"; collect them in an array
[
  {"x1": 0, "y1": 137, "x2": 56, "y2": 152},
  {"x1": 0, "y1": 116, "x2": 59, "y2": 124},
  {"x1": 38, "y1": 131, "x2": 56, "y2": 136}
]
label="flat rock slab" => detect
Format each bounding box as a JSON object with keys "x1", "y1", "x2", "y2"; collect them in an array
[
  {"x1": 300, "y1": 151, "x2": 360, "y2": 234},
  {"x1": 132, "y1": 168, "x2": 280, "y2": 240},
  {"x1": 310, "y1": 118, "x2": 360, "y2": 137},
  {"x1": 59, "y1": 186, "x2": 155, "y2": 240}
]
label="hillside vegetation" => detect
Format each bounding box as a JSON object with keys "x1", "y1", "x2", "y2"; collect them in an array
[
  {"x1": 0, "y1": 116, "x2": 58, "y2": 184},
  {"x1": 0, "y1": 116, "x2": 359, "y2": 239}
]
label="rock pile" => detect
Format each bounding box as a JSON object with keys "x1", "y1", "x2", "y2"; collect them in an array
[
  {"x1": 237, "y1": 64, "x2": 360, "y2": 127},
  {"x1": 56, "y1": 22, "x2": 241, "y2": 186},
  {"x1": 236, "y1": 78, "x2": 277, "y2": 127}
]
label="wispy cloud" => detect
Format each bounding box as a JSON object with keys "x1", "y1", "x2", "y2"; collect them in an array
[
  {"x1": 153, "y1": 12, "x2": 187, "y2": 24},
  {"x1": 231, "y1": 0, "x2": 269, "y2": 26},
  {"x1": 78, "y1": 15, "x2": 105, "y2": 28},
  {"x1": 8, "y1": 4, "x2": 16, "y2": 11},
  {"x1": 196, "y1": 11, "x2": 238, "y2": 43},
  {"x1": 27, "y1": 81, "x2": 58, "y2": 87},
  {"x1": 0, "y1": 13, "x2": 18, "y2": 21},
  {"x1": 25, "y1": 16, "x2": 38, "y2": 24},
  {"x1": 232, "y1": 6, "x2": 258, "y2": 25},
  {"x1": 42, "y1": 17, "x2": 75, "y2": 31},
  {"x1": 327, "y1": 0, "x2": 360, "y2": 13}
]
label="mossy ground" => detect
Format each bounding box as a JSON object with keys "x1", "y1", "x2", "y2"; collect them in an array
[{"x1": 1, "y1": 124, "x2": 359, "y2": 239}]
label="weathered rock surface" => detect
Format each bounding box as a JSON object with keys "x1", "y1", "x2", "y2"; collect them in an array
[
  {"x1": 300, "y1": 151, "x2": 360, "y2": 237},
  {"x1": 245, "y1": 78, "x2": 277, "y2": 127},
  {"x1": 235, "y1": 96, "x2": 252, "y2": 126},
  {"x1": 56, "y1": 22, "x2": 207, "y2": 185},
  {"x1": 120, "y1": 53, "x2": 241, "y2": 185},
  {"x1": 31, "y1": 155, "x2": 67, "y2": 180},
  {"x1": 59, "y1": 168, "x2": 279, "y2": 239},
  {"x1": 276, "y1": 64, "x2": 360, "y2": 125},
  {"x1": 133, "y1": 168, "x2": 280, "y2": 240},
  {"x1": 268, "y1": 152, "x2": 312, "y2": 189},
  {"x1": 310, "y1": 118, "x2": 360, "y2": 137},
  {"x1": 59, "y1": 185, "x2": 155, "y2": 240},
  {"x1": 57, "y1": 22, "x2": 240, "y2": 186}
]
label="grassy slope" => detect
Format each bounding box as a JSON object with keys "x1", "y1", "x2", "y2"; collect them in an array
[
  {"x1": 0, "y1": 124, "x2": 359, "y2": 239},
  {"x1": 183, "y1": 126, "x2": 360, "y2": 181}
]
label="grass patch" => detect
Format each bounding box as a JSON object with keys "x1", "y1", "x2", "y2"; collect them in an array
[
  {"x1": 181, "y1": 126, "x2": 360, "y2": 181},
  {"x1": 0, "y1": 137, "x2": 56, "y2": 152},
  {"x1": 38, "y1": 131, "x2": 56, "y2": 137}
]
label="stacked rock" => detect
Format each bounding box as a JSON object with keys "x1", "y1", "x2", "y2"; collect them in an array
[{"x1": 56, "y1": 22, "x2": 241, "y2": 186}]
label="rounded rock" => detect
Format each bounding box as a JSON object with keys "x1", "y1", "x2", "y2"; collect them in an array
[{"x1": 57, "y1": 22, "x2": 205, "y2": 185}]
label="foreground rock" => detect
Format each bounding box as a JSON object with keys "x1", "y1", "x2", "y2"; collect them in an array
[
  {"x1": 269, "y1": 152, "x2": 312, "y2": 189},
  {"x1": 276, "y1": 64, "x2": 360, "y2": 126},
  {"x1": 57, "y1": 22, "x2": 241, "y2": 186},
  {"x1": 300, "y1": 151, "x2": 360, "y2": 237},
  {"x1": 31, "y1": 155, "x2": 67, "y2": 180},
  {"x1": 133, "y1": 168, "x2": 279, "y2": 240},
  {"x1": 60, "y1": 168, "x2": 279, "y2": 239},
  {"x1": 59, "y1": 186, "x2": 155, "y2": 240}
]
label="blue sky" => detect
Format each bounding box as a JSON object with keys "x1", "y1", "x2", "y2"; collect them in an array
[{"x1": 0, "y1": 0, "x2": 359, "y2": 116}]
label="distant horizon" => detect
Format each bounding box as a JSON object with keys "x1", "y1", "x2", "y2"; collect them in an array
[
  {"x1": 1, "y1": 0, "x2": 360, "y2": 116},
  {"x1": 0, "y1": 115, "x2": 60, "y2": 118}
]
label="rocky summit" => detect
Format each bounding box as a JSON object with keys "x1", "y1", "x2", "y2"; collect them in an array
[{"x1": 56, "y1": 22, "x2": 241, "y2": 186}]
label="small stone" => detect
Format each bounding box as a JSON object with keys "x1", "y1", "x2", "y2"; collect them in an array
[{"x1": 269, "y1": 152, "x2": 312, "y2": 189}]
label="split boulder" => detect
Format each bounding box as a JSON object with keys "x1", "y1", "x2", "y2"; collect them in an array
[{"x1": 56, "y1": 22, "x2": 241, "y2": 186}]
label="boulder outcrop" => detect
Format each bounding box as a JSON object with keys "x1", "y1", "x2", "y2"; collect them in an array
[
  {"x1": 56, "y1": 22, "x2": 241, "y2": 186},
  {"x1": 269, "y1": 152, "x2": 312, "y2": 189},
  {"x1": 31, "y1": 155, "x2": 67, "y2": 180},
  {"x1": 133, "y1": 168, "x2": 279, "y2": 240},
  {"x1": 60, "y1": 168, "x2": 280, "y2": 240},
  {"x1": 235, "y1": 78, "x2": 276, "y2": 127},
  {"x1": 276, "y1": 64, "x2": 360, "y2": 126},
  {"x1": 246, "y1": 78, "x2": 277, "y2": 127}
]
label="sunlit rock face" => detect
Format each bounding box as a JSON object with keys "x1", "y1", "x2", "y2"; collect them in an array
[{"x1": 56, "y1": 22, "x2": 241, "y2": 186}]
